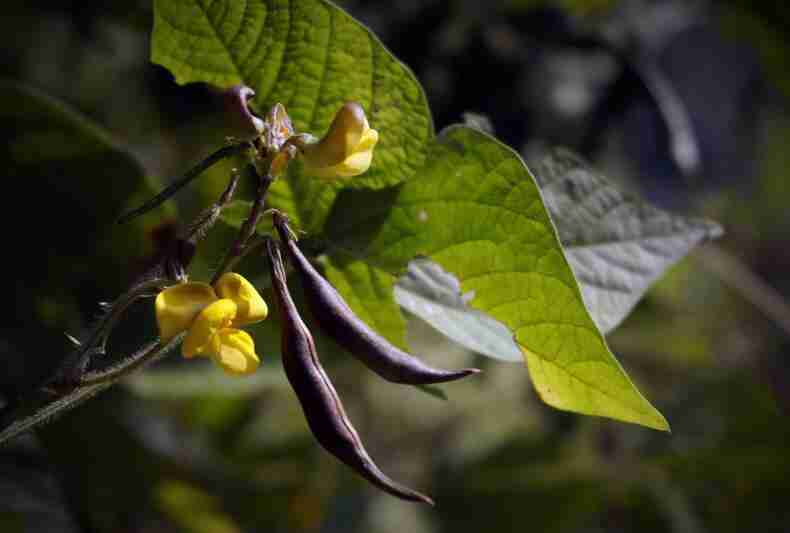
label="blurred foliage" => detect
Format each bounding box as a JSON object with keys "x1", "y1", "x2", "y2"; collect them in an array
[{"x1": 1, "y1": 0, "x2": 790, "y2": 532}]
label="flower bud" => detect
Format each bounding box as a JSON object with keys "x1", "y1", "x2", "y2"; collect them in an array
[
  {"x1": 301, "y1": 102, "x2": 379, "y2": 179},
  {"x1": 224, "y1": 85, "x2": 264, "y2": 139}
]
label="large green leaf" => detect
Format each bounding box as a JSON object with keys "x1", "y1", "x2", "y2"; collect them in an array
[
  {"x1": 322, "y1": 126, "x2": 669, "y2": 430},
  {"x1": 152, "y1": 0, "x2": 434, "y2": 230},
  {"x1": 393, "y1": 150, "x2": 722, "y2": 359}
]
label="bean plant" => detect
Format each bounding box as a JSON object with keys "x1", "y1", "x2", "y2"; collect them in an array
[{"x1": 0, "y1": 0, "x2": 722, "y2": 505}]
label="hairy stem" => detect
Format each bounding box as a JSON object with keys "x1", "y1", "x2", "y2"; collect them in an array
[
  {"x1": 0, "y1": 336, "x2": 183, "y2": 445},
  {"x1": 78, "y1": 334, "x2": 184, "y2": 386},
  {"x1": 52, "y1": 278, "x2": 171, "y2": 385}
]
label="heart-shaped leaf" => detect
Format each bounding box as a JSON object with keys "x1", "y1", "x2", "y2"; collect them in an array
[{"x1": 322, "y1": 127, "x2": 670, "y2": 430}]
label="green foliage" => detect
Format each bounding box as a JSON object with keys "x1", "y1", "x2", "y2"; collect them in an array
[
  {"x1": 152, "y1": 0, "x2": 433, "y2": 230},
  {"x1": 154, "y1": 0, "x2": 728, "y2": 429},
  {"x1": 321, "y1": 126, "x2": 669, "y2": 430},
  {"x1": 5, "y1": 1, "x2": 790, "y2": 531},
  {"x1": 393, "y1": 151, "x2": 722, "y2": 361},
  {"x1": 4, "y1": 0, "x2": 736, "y2": 440}
]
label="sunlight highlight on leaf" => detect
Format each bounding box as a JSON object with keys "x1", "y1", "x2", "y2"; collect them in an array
[{"x1": 323, "y1": 127, "x2": 670, "y2": 430}]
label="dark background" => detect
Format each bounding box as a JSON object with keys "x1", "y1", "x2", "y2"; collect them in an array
[{"x1": 2, "y1": 1, "x2": 790, "y2": 532}]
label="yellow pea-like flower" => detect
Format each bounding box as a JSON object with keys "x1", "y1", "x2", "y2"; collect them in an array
[
  {"x1": 154, "y1": 273, "x2": 265, "y2": 376},
  {"x1": 182, "y1": 299, "x2": 260, "y2": 375},
  {"x1": 214, "y1": 272, "x2": 268, "y2": 326},
  {"x1": 182, "y1": 299, "x2": 237, "y2": 358},
  {"x1": 212, "y1": 329, "x2": 258, "y2": 375},
  {"x1": 155, "y1": 283, "x2": 217, "y2": 342},
  {"x1": 301, "y1": 102, "x2": 379, "y2": 179}
]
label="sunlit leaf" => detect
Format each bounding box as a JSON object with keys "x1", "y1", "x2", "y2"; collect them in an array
[
  {"x1": 396, "y1": 150, "x2": 723, "y2": 354},
  {"x1": 323, "y1": 126, "x2": 669, "y2": 430},
  {"x1": 152, "y1": 0, "x2": 433, "y2": 231}
]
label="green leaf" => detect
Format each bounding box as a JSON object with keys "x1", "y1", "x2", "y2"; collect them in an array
[
  {"x1": 322, "y1": 126, "x2": 669, "y2": 430},
  {"x1": 393, "y1": 150, "x2": 723, "y2": 360},
  {"x1": 152, "y1": 0, "x2": 434, "y2": 229},
  {"x1": 323, "y1": 254, "x2": 410, "y2": 350}
]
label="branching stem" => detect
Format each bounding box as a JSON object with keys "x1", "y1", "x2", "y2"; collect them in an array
[{"x1": 211, "y1": 165, "x2": 275, "y2": 284}]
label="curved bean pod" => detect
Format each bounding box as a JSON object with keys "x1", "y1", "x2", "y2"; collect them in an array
[
  {"x1": 273, "y1": 213, "x2": 479, "y2": 385},
  {"x1": 267, "y1": 240, "x2": 433, "y2": 505}
]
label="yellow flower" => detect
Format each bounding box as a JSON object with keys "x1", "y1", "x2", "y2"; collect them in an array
[
  {"x1": 182, "y1": 299, "x2": 259, "y2": 375},
  {"x1": 155, "y1": 283, "x2": 217, "y2": 342},
  {"x1": 154, "y1": 273, "x2": 266, "y2": 376},
  {"x1": 214, "y1": 272, "x2": 268, "y2": 326},
  {"x1": 300, "y1": 102, "x2": 379, "y2": 179}
]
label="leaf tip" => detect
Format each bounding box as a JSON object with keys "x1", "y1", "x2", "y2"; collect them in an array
[{"x1": 644, "y1": 410, "x2": 671, "y2": 432}]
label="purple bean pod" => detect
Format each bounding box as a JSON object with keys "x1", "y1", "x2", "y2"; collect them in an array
[
  {"x1": 267, "y1": 239, "x2": 433, "y2": 505},
  {"x1": 272, "y1": 212, "x2": 480, "y2": 385}
]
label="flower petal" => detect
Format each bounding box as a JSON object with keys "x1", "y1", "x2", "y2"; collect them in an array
[
  {"x1": 182, "y1": 299, "x2": 237, "y2": 358},
  {"x1": 333, "y1": 147, "x2": 375, "y2": 177},
  {"x1": 301, "y1": 103, "x2": 377, "y2": 179},
  {"x1": 155, "y1": 283, "x2": 217, "y2": 342},
  {"x1": 355, "y1": 127, "x2": 379, "y2": 152},
  {"x1": 213, "y1": 273, "x2": 268, "y2": 326},
  {"x1": 212, "y1": 329, "x2": 259, "y2": 375}
]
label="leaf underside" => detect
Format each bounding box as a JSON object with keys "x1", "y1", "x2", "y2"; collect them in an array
[
  {"x1": 533, "y1": 149, "x2": 723, "y2": 334},
  {"x1": 393, "y1": 150, "x2": 722, "y2": 359}
]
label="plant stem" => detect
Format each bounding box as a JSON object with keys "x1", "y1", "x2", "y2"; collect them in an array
[
  {"x1": 0, "y1": 336, "x2": 183, "y2": 445},
  {"x1": 117, "y1": 142, "x2": 251, "y2": 224},
  {"x1": 211, "y1": 165, "x2": 274, "y2": 284},
  {"x1": 182, "y1": 166, "x2": 243, "y2": 244},
  {"x1": 52, "y1": 278, "x2": 171, "y2": 385},
  {"x1": 78, "y1": 335, "x2": 184, "y2": 386}
]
